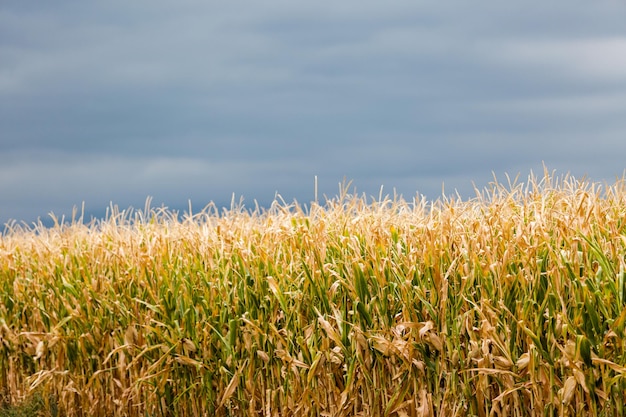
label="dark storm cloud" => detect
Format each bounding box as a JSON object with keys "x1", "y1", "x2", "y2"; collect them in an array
[{"x1": 1, "y1": 0, "x2": 626, "y2": 225}]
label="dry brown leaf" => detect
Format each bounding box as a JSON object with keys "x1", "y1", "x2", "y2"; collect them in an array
[
  {"x1": 219, "y1": 370, "x2": 241, "y2": 409},
  {"x1": 561, "y1": 376, "x2": 577, "y2": 405}
]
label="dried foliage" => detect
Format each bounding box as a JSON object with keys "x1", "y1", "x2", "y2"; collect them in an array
[{"x1": 2, "y1": 171, "x2": 626, "y2": 416}]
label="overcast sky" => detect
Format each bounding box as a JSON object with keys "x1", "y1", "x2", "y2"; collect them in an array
[{"x1": 2, "y1": 1, "x2": 626, "y2": 226}]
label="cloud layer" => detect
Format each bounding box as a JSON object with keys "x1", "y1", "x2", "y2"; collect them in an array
[{"x1": 2, "y1": 1, "x2": 626, "y2": 225}]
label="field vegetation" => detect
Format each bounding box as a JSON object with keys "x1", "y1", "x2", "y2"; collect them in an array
[{"x1": 1, "y1": 171, "x2": 626, "y2": 416}]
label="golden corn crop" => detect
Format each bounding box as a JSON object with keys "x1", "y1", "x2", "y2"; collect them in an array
[{"x1": 1, "y1": 171, "x2": 626, "y2": 416}]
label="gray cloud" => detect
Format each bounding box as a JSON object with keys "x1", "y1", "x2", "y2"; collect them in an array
[{"x1": 2, "y1": 1, "x2": 626, "y2": 226}]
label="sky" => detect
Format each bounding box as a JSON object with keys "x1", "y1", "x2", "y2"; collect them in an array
[{"x1": 2, "y1": 1, "x2": 626, "y2": 227}]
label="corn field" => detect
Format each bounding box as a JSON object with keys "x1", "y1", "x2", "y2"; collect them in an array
[{"x1": 2, "y1": 171, "x2": 626, "y2": 416}]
